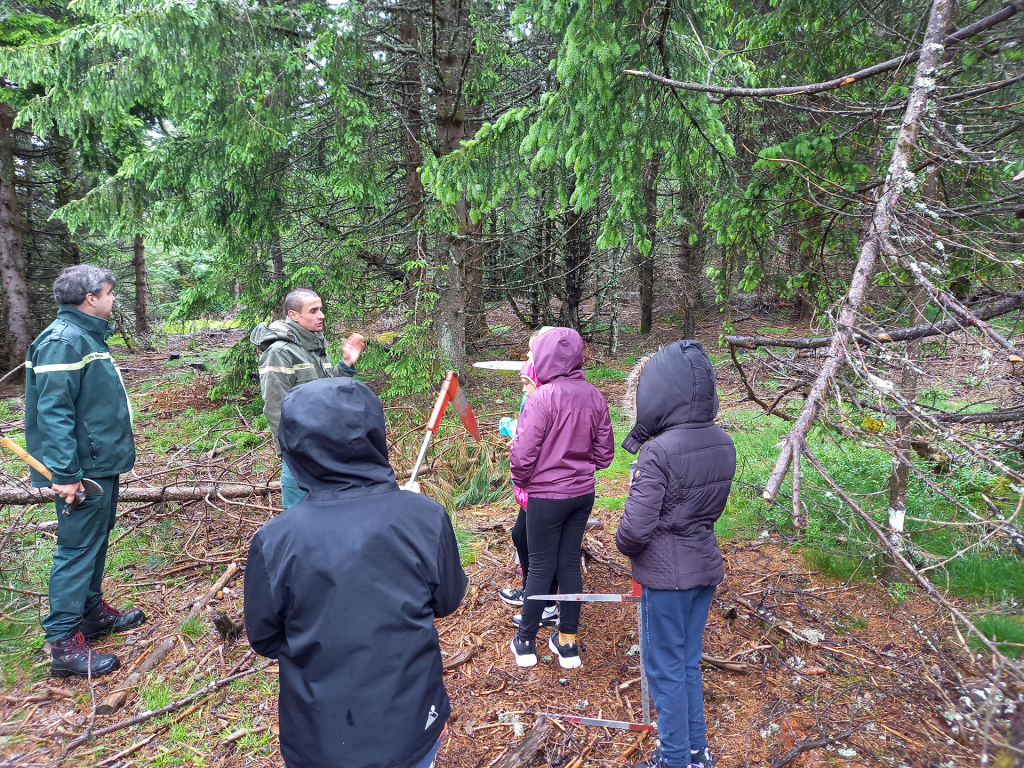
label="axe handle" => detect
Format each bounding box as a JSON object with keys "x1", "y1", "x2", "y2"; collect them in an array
[{"x1": 1, "y1": 437, "x2": 52, "y2": 481}]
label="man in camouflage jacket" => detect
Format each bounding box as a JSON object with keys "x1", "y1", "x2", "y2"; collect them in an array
[
  {"x1": 25, "y1": 265, "x2": 146, "y2": 678},
  {"x1": 251, "y1": 289, "x2": 365, "y2": 508}
]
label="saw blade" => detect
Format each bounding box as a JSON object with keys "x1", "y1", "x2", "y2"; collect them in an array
[
  {"x1": 528, "y1": 593, "x2": 640, "y2": 602},
  {"x1": 537, "y1": 713, "x2": 655, "y2": 732},
  {"x1": 472, "y1": 361, "x2": 526, "y2": 371}
]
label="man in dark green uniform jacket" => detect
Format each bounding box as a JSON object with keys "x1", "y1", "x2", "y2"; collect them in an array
[
  {"x1": 26, "y1": 265, "x2": 146, "y2": 677},
  {"x1": 251, "y1": 289, "x2": 365, "y2": 508}
]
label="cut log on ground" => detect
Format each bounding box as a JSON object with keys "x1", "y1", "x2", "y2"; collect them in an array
[
  {"x1": 0, "y1": 482, "x2": 281, "y2": 506},
  {"x1": 96, "y1": 562, "x2": 241, "y2": 716},
  {"x1": 491, "y1": 715, "x2": 552, "y2": 768}
]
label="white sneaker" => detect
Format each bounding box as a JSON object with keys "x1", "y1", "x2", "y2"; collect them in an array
[
  {"x1": 509, "y1": 635, "x2": 537, "y2": 667},
  {"x1": 499, "y1": 587, "x2": 524, "y2": 606},
  {"x1": 510, "y1": 604, "x2": 559, "y2": 628},
  {"x1": 548, "y1": 633, "x2": 582, "y2": 669}
]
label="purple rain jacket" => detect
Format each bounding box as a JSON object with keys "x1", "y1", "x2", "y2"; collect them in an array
[
  {"x1": 509, "y1": 327, "x2": 615, "y2": 499},
  {"x1": 615, "y1": 340, "x2": 736, "y2": 591}
]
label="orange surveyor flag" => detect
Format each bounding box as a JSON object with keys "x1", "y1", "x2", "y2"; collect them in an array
[{"x1": 408, "y1": 371, "x2": 480, "y2": 485}]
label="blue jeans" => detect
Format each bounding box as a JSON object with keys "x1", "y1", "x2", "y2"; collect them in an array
[
  {"x1": 641, "y1": 585, "x2": 717, "y2": 768},
  {"x1": 280, "y1": 460, "x2": 306, "y2": 509}
]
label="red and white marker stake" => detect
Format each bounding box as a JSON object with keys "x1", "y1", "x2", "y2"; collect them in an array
[{"x1": 408, "y1": 371, "x2": 481, "y2": 485}]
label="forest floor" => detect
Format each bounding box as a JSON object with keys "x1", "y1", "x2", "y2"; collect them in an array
[{"x1": 0, "y1": 307, "x2": 1017, "y2": 768}]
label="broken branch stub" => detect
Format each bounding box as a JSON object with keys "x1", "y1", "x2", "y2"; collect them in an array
[{"x1": 762, "y1": 0, "x2": 957, "y2": 504}]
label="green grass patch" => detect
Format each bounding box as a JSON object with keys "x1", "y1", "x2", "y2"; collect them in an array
[
  {"x1": 179, "y1": 614, "x2": 207, "y2": 641},
  {"x1": 454, "y1": 526, "x2": 476, "y2": 566},
  {"x1": 586, "y1": 367, "x2": 629, "y2": 381},
  {"x1": 594, "y1": 496, "x2": 626, "y2": 512},
  {"x1": 969, "y1": 614, "x2": 1024, "y2": 658}
]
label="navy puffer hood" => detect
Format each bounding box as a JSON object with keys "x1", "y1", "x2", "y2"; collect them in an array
[
  {"x1": 279, "y1": 377, "x2": 397, "y2": 495},
  {"x1": 621, "y1": 340, "x2": 719, "y2": 454}
]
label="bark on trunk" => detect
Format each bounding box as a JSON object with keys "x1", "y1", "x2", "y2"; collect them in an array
[
  {"x1": 269, "y1": 230, "x2": 284, "y2": 281},
  {"x1": 638, "y1": 158, "x2": 659, "y2": 334},
  {"x1": 763, "y1": 0, "x2": 958, "y2": 504},
  {"x1": 562, "y1": 207, "x2": 588, "y2": 332},
  {"x1": 432, "y1": 0, "x2": 476, "y2": 370},
  {"x1": 462, "y1": 104, "x2": 485, "y2": 341},
  {"x1": 133, "y1": 233, "x2": 150, "y2": 335},
  {"x1": 677, "y1": 190, "x2": 702, "y2": 340},
  {"x1": 400, "y1": 4, "x2": 426, "y2": 289},
  {"x1": 0, "y1": 101, "x2": 31, "y2": 374},
  {"x1": 55, "y1": 140, "x2": 81, "y2": 265}
]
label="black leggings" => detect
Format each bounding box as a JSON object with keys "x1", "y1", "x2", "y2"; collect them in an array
[
  {"x1": 511, "y1": 507, "x2": 557, "y2": 597},
  {"x1": 518, "y1": 493, "x2": 594, "y2": 640}
]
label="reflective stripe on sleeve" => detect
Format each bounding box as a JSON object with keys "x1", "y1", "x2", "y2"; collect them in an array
[
  {"x1": 258, "y1": 362, "x2": 315, "y2": 375},
  {"x1": 26, "y1": 351, "x2": 112, "y2": 373}
]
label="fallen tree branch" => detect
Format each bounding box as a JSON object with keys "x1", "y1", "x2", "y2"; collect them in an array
[
  {"x1": 762, "y1": 0, "x2": 957, "y2": 504},
  {"x1": 725, "y1": 293, "x2": 1024, "y2": 350},
  {"x1": 96, "y1": 562, "x2": 241, "y2": 716},
  {"x1": 771, "y1": 728, "x2": 855, "y2": 768},
  {"x1": 700, "y1": 654, "x2": 753, "y2": 674},
  {"x1": 60, "y1": 652, "x2": 262, "y2": 758},
  {"x1": 729, "y1": 346, "x2": 795, "y2": 421},
  {"x1": 624, "y1": 1, "x2": 1023, "y2": 100},
  {"x1": 0, "y1": 482, "x2": 281, "y2": 506}
]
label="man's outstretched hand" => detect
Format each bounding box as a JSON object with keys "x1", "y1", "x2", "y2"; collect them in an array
[
  {"x1": 342, "y1": 333, "x2": 366, "y2": 368},
  {"x1": 402, "y1": 481, "x2": 421, "y2": 494}
]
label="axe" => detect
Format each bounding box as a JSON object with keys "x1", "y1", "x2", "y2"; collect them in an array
[
  {"x1": 407, "y1": 371, "x2": 481, "y2": 485},
  {"x1": 0, "y1": 436, "x2": 102, "y2": 514}
]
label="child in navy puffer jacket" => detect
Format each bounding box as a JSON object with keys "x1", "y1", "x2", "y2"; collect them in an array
[{"x1": 616, "y1": 341, "x2": 736, "y2": 768}]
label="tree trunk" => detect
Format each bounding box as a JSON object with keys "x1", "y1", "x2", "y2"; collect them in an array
[
  {"x1": 432, "y1": 0, "x2": 476, "y2": 371},
  {"x1": 677, "y1": 190, "x2": 701, "y2": 340},
  {"x1": 530, "y1": 194, "x2": 547, "y2": 327},
  {"x1": 607, "y1": 246, "x2": 624, "y2": 353},
  {"x1": 638, "y1": 158, "x2": 659, "y2": 334},
  {"x1": 762, "y1": 0, "x2": 959, "y2": 504},
  {"x1": 400, "y1": 3, "x2": 426, "y2": 289},
  {"x1": 133, "y1": 233, "x2": 150, "y2": 335},
  {"x1": 270, "y1": 230, "x2": 284, "y2": 281},
  {"x1": 462, "y1": 103, "x2": 485, "y2": 341},
  {"x1": 883, "y1": 3, "x2": 957, "y2": 581},
  {"x1": 54, "y1": 140, "x2": 81, "y2": 265},
  {"x1": 561, "y1": 176, "x2": 589, "y2": 332},
  {"x1": 0, "y1": 101, "x2": 31, "y2": 374}
]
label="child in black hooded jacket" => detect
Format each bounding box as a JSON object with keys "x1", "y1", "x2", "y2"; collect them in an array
[{"x1": 616, "y1": 341, "x2": 736, "y2": 768}]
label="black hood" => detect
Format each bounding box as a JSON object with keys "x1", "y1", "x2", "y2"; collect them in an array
[
  {"x1": 621, "y1": 340, "x2": 719, "y2": 454},
  {"x1": 279, "y1": 377, "x2": 397, "y2": 495}
]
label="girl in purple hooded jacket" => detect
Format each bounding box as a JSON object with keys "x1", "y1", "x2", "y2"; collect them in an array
[
  {"x1": 508, "y1": 327, "x2": 615, "y2": 669},
  {"x1": 617, "y1": 341, "x2": 736, "y2": 768}
]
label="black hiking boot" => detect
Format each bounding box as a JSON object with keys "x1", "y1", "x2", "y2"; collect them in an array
[
  {"x1": 50, "y1": 631, "x2": 120, "y2": 678},
  {"x1": 691, "y1": 747, "x2": 717, "y2": 768},
  {"x1": 80, "y1": 599, "x2": 146, "y2": 641}
]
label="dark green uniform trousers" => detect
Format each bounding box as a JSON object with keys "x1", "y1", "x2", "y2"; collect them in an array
[{"x1": 43, "y1": 476, "x2": 119, "y2": 642}]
